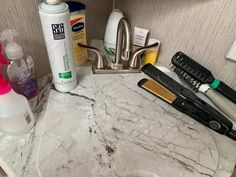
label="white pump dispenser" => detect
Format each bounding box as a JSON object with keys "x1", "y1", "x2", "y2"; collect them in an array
[
  {"x1": 0, "y1": 30, "x2": 24, "y2": 60},
  {"x1": 0, "y1": 29, "x2": 39, "y2": 111},
  {"x1": 0, "y1": 43, "x2": 35, "y2": 136}
]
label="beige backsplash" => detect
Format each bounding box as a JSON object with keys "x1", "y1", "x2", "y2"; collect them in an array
[
  {"x1": 0, "y1": 0, "x2": 113, "y2": 78},
  {"x1": 116, "y1": 0, "x2": 236, "y2": 88},
  {"x1": 0, "y1": 0, "x2": 235, "y2": 88}
]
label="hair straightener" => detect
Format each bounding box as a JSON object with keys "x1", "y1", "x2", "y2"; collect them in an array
[
  {"x1": 138, "y1": 63, "x2": 236, "y2": 141},
  {"x1": 171, "y1": 52, "x2": 236, "y2": 122},
  {"x1": 171, "y1": 52, "x2": 236, "y2": 104}
]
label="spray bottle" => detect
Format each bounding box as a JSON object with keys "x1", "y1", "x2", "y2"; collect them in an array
[
  {"x1": 38, "y1": 0, "x2": 77, "y2": 92},
  {"x1": 0, "y1": 29, "x2": 38, "y2": 111},
  {"x1": 0, "y1": 44, "x2": 35, "y2": 136}
]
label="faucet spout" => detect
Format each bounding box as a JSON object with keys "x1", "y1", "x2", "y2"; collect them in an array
[{"x1": 112, "y1": 17, "x2": 132, "y2": 69}]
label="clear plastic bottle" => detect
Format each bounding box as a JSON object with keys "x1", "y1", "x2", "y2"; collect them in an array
[
  {"x1": 0, "y1": 44, "x2": 35, "y2": 136},
  {"x1": 0, "y1": 29, "x2": 38, "y2": 111},
  {"x1": 7, "y1": 56, "x2": 38, "y2": 99}
]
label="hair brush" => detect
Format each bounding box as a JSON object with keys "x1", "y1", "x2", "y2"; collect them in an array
[
  {"x1": 173, "y1": 66, "x2": 236, "y2": 122},
  {"x1": 171, "y1": 52, "x2": 236, "y2": 104}
]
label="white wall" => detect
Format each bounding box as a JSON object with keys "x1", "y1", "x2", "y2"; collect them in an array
[{"x1": 116, "y1": 0, "x2": 236, "y2": 87}]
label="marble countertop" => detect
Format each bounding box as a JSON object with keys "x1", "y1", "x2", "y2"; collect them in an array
[{"x1": 0, "y1": 67, "x2": 236, "y2": 177}]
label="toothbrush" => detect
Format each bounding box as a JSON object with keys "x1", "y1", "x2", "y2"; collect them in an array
[
  {"x1": 171, "y1": 52, "x2": 236, "y2": 104},
  {"x1": 172, "y1": 58, "x2": 236, "y2": 122}
]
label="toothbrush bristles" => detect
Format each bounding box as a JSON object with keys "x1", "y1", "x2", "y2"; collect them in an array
[{"x1": 170, "y1": 64, "x2": 175, "y2": 70}]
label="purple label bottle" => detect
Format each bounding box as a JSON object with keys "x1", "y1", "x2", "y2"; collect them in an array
[{"x1": 8, "y1": 57, "x2": 38, "y2": 100}]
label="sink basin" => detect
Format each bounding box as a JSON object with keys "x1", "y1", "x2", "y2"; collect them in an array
[
  {"x1": 0, "y1": 66, "x2": 220, "y2": 177},
  {"x1": 33, "y1": 67, "x2": 218, "y2": 177}
]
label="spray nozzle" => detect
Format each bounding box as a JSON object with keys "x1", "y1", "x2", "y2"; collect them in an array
[
  {"x1": 0, "y1": 29, "x2": 23, "y2": 60},
  {"x1": 0, "y1": 29, "x2": 18, "y2": 45},
  {"x1": 44, "y1": 0, "x2": 62, "y2": 5}
]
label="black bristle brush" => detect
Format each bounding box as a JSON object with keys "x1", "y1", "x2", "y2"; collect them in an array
[
  {"x1": 171, "y1": 52, "x2": 236, "y2": 121},
  {"x1": 171, "y1": 51, "x2": 236, "y2": 104}
]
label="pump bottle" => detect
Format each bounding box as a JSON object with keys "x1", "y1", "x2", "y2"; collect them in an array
[
  {"x1": 39, "y1": 0, "x2": 77, "y2": 92},
  {"x1": 0, "y1": 29, "x2": 38, "y2": 111},
  {"x1": 0, "y1": 44, "x2": 35, "y2": 136}
]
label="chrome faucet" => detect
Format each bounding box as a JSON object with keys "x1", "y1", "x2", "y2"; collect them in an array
[
  {"x1": 78, "y1": 17, "x2": 159, "y2": 74},
  {"x1": 112, "y1": 18, "x2": 132, "y2": 69}
]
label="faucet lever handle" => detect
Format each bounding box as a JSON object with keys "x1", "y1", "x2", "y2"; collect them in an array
[
  {"x1": 78, "y1": 43, "x2": 108, "y2": 69},
  {"x1": 129, "y1": 42, "x2": 159, "y2": 69}
]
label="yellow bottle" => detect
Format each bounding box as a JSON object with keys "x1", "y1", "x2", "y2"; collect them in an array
[
  {"x1": 67, "y1": 1, "x2": 88, "y2": 66},
  {"x1": 144, "y1": 38, "x2": 160, "y2": 65}
]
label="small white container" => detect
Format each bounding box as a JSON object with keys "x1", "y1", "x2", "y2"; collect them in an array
[
  {"x1": 104, "y1": 9, "x2": 124, "y2": 58},
  {"x1": 0, "y1": 90, "x2": 35, "y2": 136}
]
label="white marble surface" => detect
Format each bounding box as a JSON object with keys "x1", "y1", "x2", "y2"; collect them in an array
[{"x1": 0, "y1": 67, "x2": 236, "y2": 177}]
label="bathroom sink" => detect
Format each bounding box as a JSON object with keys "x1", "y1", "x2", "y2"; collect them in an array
[
  {"x1": 29, "y1": 67, "x2": 218, "y2": 177},
  {"x1": 0, "y1": 67, "x2": 226, "y2": 177}
]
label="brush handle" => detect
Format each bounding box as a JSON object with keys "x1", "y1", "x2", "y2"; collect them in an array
[
  {"x1": 204, "y1": 88, "x2": 236, "y2": 122},
  {"x1": 214, "y1": 81, "x2": 236, "y2": 104}
]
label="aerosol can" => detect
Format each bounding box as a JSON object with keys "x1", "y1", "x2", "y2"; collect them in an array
[{"x1": 38, "y1": 0, "x2": 77, "y2": 92}]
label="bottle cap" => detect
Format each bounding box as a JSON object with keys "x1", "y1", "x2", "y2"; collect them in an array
[
  {"x1": 0, "y1": 29, "x2": 24, "y2": 60},
  {"x1": 0, "y1": 44, "x2": 11, "y2": 95},
  {"x1": 44, "y1": 0, "x2": 62, "y2": 5},
  {"x1": 66, "y1": 1, "x2": 86, "y2": 12}
]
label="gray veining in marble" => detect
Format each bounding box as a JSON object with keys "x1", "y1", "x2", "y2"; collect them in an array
[{"x1": 0, "y1": 67, "x2": 236, "y2": 177}]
